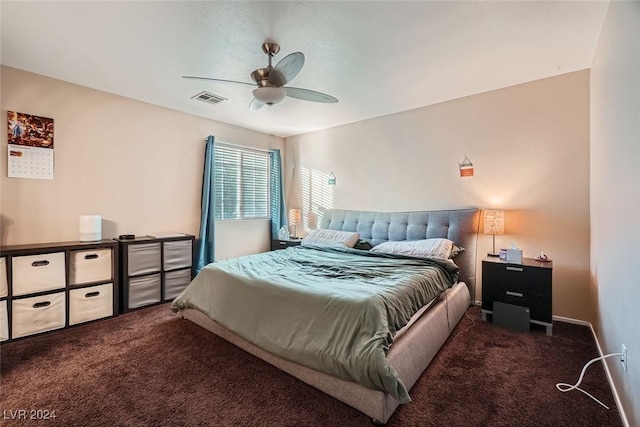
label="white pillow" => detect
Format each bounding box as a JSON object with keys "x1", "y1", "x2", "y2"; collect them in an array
[
  {"x1": 301, "y1": 229, "x2": 360, "y2": 248},
  {"x1": 370, "y1": 238, "x2": 454, "y2": 259}
]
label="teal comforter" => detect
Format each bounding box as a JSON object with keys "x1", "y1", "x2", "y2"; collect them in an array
[{"x1": 171, "y1": 245, "x2": 458, "y2": 403}]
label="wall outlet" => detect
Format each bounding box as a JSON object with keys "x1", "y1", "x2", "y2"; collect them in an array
[{"x1": 621, "y1": 344, "x2": 627, "y2": 372}]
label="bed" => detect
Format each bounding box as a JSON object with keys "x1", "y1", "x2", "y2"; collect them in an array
[{"x1": 172, "y1": 208, "x2": 480, "y2": 424}]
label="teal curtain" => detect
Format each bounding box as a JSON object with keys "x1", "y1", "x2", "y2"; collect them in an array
[
  {"x1": 196, "y1": 135, "x2": 215, "y2": 273},
  {"x1": 269, "y1": 149, "x2": 288, "y2": 239}
]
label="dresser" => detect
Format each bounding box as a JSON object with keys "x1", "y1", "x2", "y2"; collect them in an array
[
  {"x1": 481, "y1": 257, "x2": 553, "y2": 335},
  {"x1": 116, "y1": 235, "x2": 195, "y2": 313},
  {"x1": 0, "y1": 240, "x2": 118, "y2": 341}
]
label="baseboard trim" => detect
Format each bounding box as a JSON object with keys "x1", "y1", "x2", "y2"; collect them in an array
[
  {"x1": 552, "y1": 315, "x2": 590, "y2": 326},
  {"x1": 585, "y1": 322, "x2": 630, "y2": 427}
]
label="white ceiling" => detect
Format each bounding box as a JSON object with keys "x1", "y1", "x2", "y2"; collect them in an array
[{"x1": 1, "y1": 1, "x2": 609, "y2": 138}]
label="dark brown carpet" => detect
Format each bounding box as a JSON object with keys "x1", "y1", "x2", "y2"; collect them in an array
[{"x1": 1, "y1": 305, "x2": 623, "y2": 427}]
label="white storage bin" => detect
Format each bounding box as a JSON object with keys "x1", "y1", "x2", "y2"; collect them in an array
[
  {"x1": 0, "y1": 300, "x2": 8, "y2": 341},
  {"x1": 128, "y1": 243, "x2": 161, "y2": 276},
  {"x1": 12, "y1": 252, "x2": 66, "y2": 296},
  {"x1": 69, "y1": 283, "x2": 113, "y2": 325},
  {"x1": 0, "y1": 257, "x2": 7, "y2": 298},
  {"x1": 128, "y1": 273, "x2": 161, "y2": 309},
  {"x1": 12, "y1": 291, "x2": 66, "y2": 338},
  {"x1": 163, "y1": 240, "x2": 193, "y2": 271},
  {"x1": 69, "y1": 248, "x2": 112, "y2": 285},
  {"x1": 164, "y1": 268, "x2": 192, "y2": 300}
]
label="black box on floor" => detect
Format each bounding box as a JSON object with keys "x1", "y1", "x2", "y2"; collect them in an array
[{"x1": 493, "y1": 301, "x2": 530, "y2": 332}]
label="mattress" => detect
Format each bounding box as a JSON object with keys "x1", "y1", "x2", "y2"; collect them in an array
[{"x1": 171, "y1": 245, "x2": 459, "y2": 403}]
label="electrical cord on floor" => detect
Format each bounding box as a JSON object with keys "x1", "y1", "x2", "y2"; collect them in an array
[
  {"x1": 451, "y1": 308, "x2": 476, "y2": 340},
  {"x1": 556, "y1": 352, "x2": 622, "y2": 409}
]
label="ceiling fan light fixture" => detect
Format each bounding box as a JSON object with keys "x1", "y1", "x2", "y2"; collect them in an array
[{"x1": 253, "y1": 87, "x2": 286, "y2": 105}]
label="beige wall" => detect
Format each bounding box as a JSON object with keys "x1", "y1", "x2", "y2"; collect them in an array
[
  {"x1": 0, "y1": 66, "x2": 284, "y2": 261},
  {"x1": 591, "y1": 3, "x2": 640, "y2": 426},
  {"x1": 287, "y1": 71, "x2": 591, "y2": 321}
]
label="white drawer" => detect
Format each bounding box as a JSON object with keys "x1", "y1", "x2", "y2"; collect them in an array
[
  {"x1": 163, "y1": 240, "x2": 192, "y2": 271},
  {"x1": 128, "y1": 243, "x2": 161, "y2": 276},
  {"x1": 0, "y1": 257, "x2": 7, "y2": 298},
  {"x1": 0, "y1": 300, "x2": 8, "y2": 341},
  {"x1": 128, "y1": 273, "x2": 161, "y2": 309},
  {"x1": 12, "y1": 252, "x2": 66, "y2": 296},
  {"x1": 69, "y1": 248, "x2": 112, "y2": 285},
  {"x1": 69, "y1": 283, "x2": 113, "y2": 325},
  {"x1": 12, "y1": 292, "x2": 66, "y2": 338},
  {"x1": 164, "y1": 268, "x2": 192, "y2": 300}
]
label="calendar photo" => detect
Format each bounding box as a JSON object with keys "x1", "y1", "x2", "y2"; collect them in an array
[{"x1": 7, "y1": 111, "x2": 54, "y2": 148}]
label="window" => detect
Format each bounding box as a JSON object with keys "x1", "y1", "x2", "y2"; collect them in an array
[
  {"x1": 214, "y1": 144, "x2": 269, "y2": 220},
  {"x1": 301, "y1": 167, "x2": 334, "y2": 231}
]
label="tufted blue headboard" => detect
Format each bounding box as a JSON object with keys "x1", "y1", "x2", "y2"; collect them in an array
[{"x1": 319, "y1": 208, "x2": 480, "y2": 302}]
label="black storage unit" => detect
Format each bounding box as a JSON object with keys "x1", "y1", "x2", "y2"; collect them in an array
[
  {"x1": 481, "y1": 256, "x2": 553, "y2": 335},
  {"x1": 0, "y1": 240, "x2": 118, "y2": 342},
  {"x1": 271, "y1": 239, "x2": 302, "y2": 251},
  {"x1": 115, "y1": 235, "x2": 195, "y2": 313}
]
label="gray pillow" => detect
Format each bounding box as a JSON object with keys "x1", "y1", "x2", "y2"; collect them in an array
[
  {"x1": 301, "y1": 229, "x2": 360, "y2": 248},
  {"x1": 370, "y1": 238, "x2": 454, "y2": 259}
]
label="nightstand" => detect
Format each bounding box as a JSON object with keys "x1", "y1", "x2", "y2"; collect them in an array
[
  {"x1": 481, "y1": 257, "x2": 553, "y2": 335},
  {"x1": 271, "y1": 239, "x2": 302, "y2": 251}
]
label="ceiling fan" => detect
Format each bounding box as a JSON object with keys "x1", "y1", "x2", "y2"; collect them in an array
[{"x1": 183, "y1": 41, "x2": 338, "y2": 111}]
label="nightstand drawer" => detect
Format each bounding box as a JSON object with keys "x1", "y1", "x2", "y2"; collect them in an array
[
  {"x1": 487, "y1": 286, "x2": 552, "y2": 323},
  {"x1": 482, "y1": 262, "x2": 551, "y2": 296},
  {"x1": 271, "y1": 240, "x2": 302, "y2": 251}
]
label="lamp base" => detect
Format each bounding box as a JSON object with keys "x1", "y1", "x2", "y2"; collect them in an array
[{"x1": 487, "y1": 252, "x2": 500, "y2": 257}]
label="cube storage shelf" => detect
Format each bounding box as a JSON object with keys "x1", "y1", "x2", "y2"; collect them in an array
[
  {"x1": 0, "y1": 240, "x2": 118, "y2": 342},
  {"x1": 116, "y1": 235, "x2": 195, "y2": 313}
]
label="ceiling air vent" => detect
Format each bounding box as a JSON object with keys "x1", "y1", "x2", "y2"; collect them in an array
[{"x1": 191, "y1": 91, "x2": 227, "y2": 105}]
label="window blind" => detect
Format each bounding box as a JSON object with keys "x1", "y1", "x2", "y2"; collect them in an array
[{"x1": 214, "y1": 144, "x2": 269, "y2": 220}]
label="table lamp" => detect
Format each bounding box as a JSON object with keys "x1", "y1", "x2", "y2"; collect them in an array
[
  {"x1": 484, "y1": 209, "x2": 504, "y2": 257},
  {"x1": 289, "y1": 208, "x2": 302, "y2": 239}
]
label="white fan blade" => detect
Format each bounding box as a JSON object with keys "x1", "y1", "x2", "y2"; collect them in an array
[
  {"x1": 249, "y1": 98, "x2": 265, "y2": 111},
  {"x1": 285, "y1": 87, "x2": 338, "y2": 103},
  {"x1": 182, "y1": 76, "x2": 255, "y2": 87},
  {"x1": 270, "y1": 52, "x2": 304, "y2": 86}
]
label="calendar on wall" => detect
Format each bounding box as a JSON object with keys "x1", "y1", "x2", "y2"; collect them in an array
[{"x1": 7, "y1": 111, "x2": 54, "y2": 180}]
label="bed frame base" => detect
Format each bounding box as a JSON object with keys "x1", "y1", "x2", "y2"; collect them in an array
[{"x1": 180, "y1": 282, "x2": 470, "y2": 424}]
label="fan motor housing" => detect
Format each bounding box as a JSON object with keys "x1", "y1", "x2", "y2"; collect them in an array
[{"x1": 251, "y1": 68, "x2": 273, "y2": 87}]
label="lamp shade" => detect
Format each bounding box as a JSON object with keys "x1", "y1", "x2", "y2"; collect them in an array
[
  {"x1": 289, "y1": 208, "x2": 302, "y2": 225},
  {"x1": 483, "y1": 210, "x2": 504, "y2": 235},
  {"x1": 253, "y1": 87, "x2": 286, "y2": 105}
]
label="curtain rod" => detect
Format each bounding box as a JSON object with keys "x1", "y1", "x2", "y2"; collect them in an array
[{"x1": 204, "y1": 139, "x2": 272, "y2": 153}]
